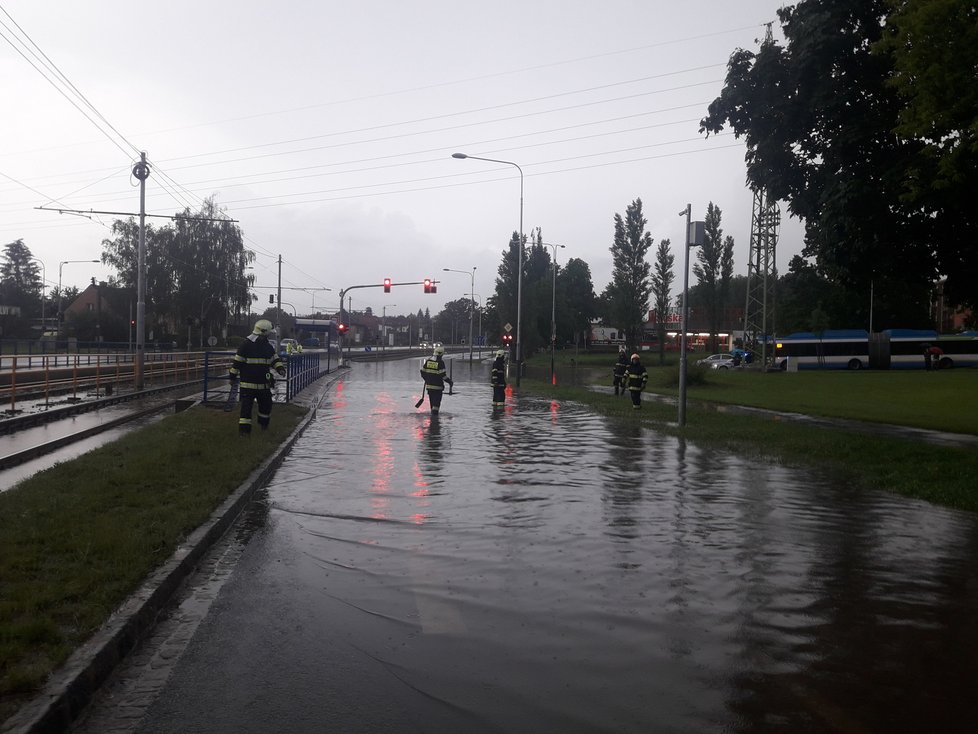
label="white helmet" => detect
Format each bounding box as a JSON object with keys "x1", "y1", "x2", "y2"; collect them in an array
[
  {"x1": 433, "y1": 345, "x2": 445, "y2": 356},
  {"x1": 495, "y1": 349, "x2": 506, "y2": 358},
  {"x1": 253, "y1": 319, "x2": 273, "y2": 336}
]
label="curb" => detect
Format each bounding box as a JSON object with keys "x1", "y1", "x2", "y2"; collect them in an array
[{"x1": 1, "y1": 373, "x2": 343, "y2": 734}]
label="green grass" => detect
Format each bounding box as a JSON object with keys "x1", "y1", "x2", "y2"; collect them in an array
[
  {"x1": 0, "y1": 403, "x2": 307, "y2": 723},
  {"x1": 540, "y1": 351, "x2": 978, "y2": 435}
]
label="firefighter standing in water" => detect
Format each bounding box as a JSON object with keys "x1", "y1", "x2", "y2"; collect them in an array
[
  {"x1": 229, "y1": 319, "x2": 286, "y2": 436},
  {"x1": 625, "y1": 352, "x2": 648, "y2": 409},
  {"x1": 490, "y1": 349, "x2": 507, "y2": 408},
  {"x1": 612, "y1": 347, "x2": 629, "y2": 396},
  {"x1": 420, "y1": 345, "x2": 453, "y2": 414}
]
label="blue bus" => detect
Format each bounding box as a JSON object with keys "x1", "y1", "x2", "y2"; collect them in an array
[{"x1": 774, "y1": 329, "x2": 978, "y2": 370}]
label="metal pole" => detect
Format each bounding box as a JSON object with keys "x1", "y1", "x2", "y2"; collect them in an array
[
  {"x1": 133, "y1": 152, "x2": 150, "y2": 389},
  {"x1": 469, "y1": 267, "x2": 475, "y2": 363},
  {"x1": 276, "y1": 255, "x2": 282, "y2": 336},
  {"x1": 679, "y1": 204, "x2": 691, "y2": 427},
  {"x1": 452, "y1": 153, "x2": 523, "y2": 384},
  {"x1": 541, "y1": 243, "x2": 565, "y2": 385}
]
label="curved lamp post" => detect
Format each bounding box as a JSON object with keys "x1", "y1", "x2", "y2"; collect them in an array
[
  {"x1": 452, "y1": 152, "x2": 524, "y2": 385},
  {"x1": 443, "y1": 266, "x2": 476, "y2": 363}
]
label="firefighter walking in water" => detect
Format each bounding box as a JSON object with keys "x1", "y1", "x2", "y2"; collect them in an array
[
  {"x1": 625, "y1": 352, "x2": 648, "y2": 409},
  {"x1": 490, "y1": 349, "x2": 507, "y2": 408},
  {"x1": 420, "y1": 345, "x2": 453, "y2": 414},
  {"x1": 229, "y1": 319, "x2": 286, "y2": 436},
  {"x1": 612, "y1": 346, "x2": 629, "y2": 396}
]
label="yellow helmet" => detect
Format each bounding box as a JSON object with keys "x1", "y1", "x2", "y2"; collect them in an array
[
  {"x1": 253, "y1": 319, "x2": 273, "y2": 336},
  {"x1": 495, "y1": 349, "x2": 506, "y2": 358}
]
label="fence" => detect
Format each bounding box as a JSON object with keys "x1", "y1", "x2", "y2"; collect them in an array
[{"x1": 201, "y1": 350, "x2": 333, "y2": 403}]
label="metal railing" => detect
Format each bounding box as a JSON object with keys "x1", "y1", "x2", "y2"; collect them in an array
[
  {"x1": 201, "y1": 350, "x2": 332, "y2": 403},
  {"x1": 1, "y1": 351, "x2": 231, "y2": 414}
]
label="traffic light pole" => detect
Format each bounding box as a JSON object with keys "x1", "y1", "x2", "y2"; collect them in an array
[{"x1": 337, "y1": 280, "x2": 437, "y2": 365}]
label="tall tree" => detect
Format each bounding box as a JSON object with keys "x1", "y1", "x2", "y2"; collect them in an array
[
  {"x1": 0, "y1": 239, "x2": 42, "y2": 336},
  {"x1": 874, "y1": 0, "x2": 978, "y2": 311},
  {"x1": 650, "y1": 238, "x2": 675, "y2": 364},
  {"x1": 604, "y1": 198, "x2": 653, "y2": 349},
  {"x1": 0, "y1": 239, "x2": 42, "y2": 312},
  {"x1": 700, "y1": 0, "x2": 943, "y2": 322},
  {"x1": 556, "y1": 258, "x2": 597, "y2": 348}
]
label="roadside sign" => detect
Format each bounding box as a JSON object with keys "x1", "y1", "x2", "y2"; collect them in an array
[{"x1": 504, "y1": 323, "x2": 513, "y2": 333}]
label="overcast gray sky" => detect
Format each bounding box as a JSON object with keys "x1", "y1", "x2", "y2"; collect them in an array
[{"x1": 1, "y1": 0, "x2": 803, "y2": 318}]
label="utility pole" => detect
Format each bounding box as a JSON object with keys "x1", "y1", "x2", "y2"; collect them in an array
[
  {"x1": 133, "y1": 152, "x2": 150, "y2": 389},
  {"x1": 276, "y1": 254, "x2": 283, "y2": 336}
]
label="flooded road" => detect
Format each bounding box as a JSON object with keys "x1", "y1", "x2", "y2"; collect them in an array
[{"x1": 78, "y1": 356, "x2": 978, "y2": 733}]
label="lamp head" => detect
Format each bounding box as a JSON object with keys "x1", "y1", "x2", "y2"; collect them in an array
[{"x1": 451, "y1": 153, "x2": 467, "y2": 159}]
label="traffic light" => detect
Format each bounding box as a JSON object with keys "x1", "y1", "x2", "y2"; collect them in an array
[
  {"x1": 502, "y1": 333, "x2": 513, "y2": 345},
  {"x1": 130, "y1": 319, "x2": 136, "y2": 327},
  {"x1": 337, "y1": 323, "x2": 348, "y2": 335},
  {"x1": 423, "y1": 278, "x2": 431, "y2": 294},
  {"x1": 383, "y1": 277, "x2": 391, "y2": 293}
]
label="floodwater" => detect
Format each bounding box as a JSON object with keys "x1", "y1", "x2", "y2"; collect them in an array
[{"x1": 78, "y1": 356, "x2": 978, "y2": 733}]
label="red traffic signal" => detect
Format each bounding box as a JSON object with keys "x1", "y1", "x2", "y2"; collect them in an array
[
  {"x1": 502, "y1": 333, "x2": 513, "y2": 344},
  {"x1": 337, "y1": 323, "x2": 348, "y2": 334},
  {"x1": 383, "y1": 277, "x2": 392, "y2": 293},
  {"x1": 423, "y1": 278, "x2": 431, "y2": 294}
]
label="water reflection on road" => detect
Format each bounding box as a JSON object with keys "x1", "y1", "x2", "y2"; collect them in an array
[{"x1": 143, "y1": 357, "x2": 978, "y2": 733}]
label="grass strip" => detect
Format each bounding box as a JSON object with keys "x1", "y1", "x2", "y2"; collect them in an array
[
  {"x1": 520, "y1": 378, "x2": 978, "y2": 514},
  {"x1": 0, "y1": 403, "x2": 307, "y2": 723},
  {"x1": 542, "y1": 353, "x2": 978, "y2": 435}
]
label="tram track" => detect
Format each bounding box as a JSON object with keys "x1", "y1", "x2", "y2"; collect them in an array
[{"x1": 0, "y1": 380, "x2": 215, "y2": 474}]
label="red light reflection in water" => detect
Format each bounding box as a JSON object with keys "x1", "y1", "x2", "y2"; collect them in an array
[
  {"x1": 550, "y1": 400, "x2": 559, "y2": 423},
  {"x1": 368, "y1": 394, "x2": 397, "y2": 521}
]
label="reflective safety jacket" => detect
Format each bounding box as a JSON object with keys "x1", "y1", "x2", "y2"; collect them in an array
[
  {"x1": 613, "y1": 353, "x2": 629, "y2": 378},
  {"x1": 229, "y1": 335, "x2": 285, "y2": 390},
  {"x1": 625, "y1": 360, "x2": 648, "y2": 392},
  {"x1": 490, "y1": 357, "x2": 506, "y2": 387},
  {"x1": 421, "y1": 356, "x2": 451, "y2": 391}
]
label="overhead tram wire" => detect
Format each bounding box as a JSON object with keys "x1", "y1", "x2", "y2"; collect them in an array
[
  {"x1": 3, "y1": 104, "x2": 709, "y2": 206},
  {"x1": 0, "y1": 10, "x2": 138, "y2": 161},
  {"x1": 158, "y1": 69, "x2": 728, "y2": 166},
  {"x1": 121, "y1": 23, "x2": 764, "y2": 138},
  {"x1": 224, "y1": 141, "x2": 746, "y2": 212},
  {"x1": 203, "y1": 132, "x2": 737, "y2": 209}
]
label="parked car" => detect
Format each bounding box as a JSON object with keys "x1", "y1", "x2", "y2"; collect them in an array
[
  {"x1": 696, "y1": 353, "x2": 736, "y2": 369},
  {"x1": 300, "y1": 337, "x2": 320, "y2": 348}
]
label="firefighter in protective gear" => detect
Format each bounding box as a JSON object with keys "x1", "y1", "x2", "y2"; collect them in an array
[
  {"x1": 625, "y1": 352, "x2": 648, "y2": 409},
  {"x1": 229, "y1": 319, "x2": 286, "y2": 435},
  {"x1": 420, "y1": 345, "x2": 453, "y2": 414},
  {"x1": 612, "y1": 347, "x2": 629, "y2": 396},
  {"x1": 490, "y1": 349, "x2": 507, "y2": 408}
]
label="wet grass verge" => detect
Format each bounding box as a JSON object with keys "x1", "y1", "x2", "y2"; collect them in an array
[
  {"x1": 0, "y1": 402, "x2": 307, "y2": 723},
  {"x1": 521, "y1": 378, "x2": 978, "y2": 514}
]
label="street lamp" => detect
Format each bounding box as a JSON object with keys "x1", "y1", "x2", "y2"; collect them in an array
[
  {"x1": 58, "y1": 259, "x2": 99, "y2": 334},
  {"x1": 540, "y1": 242, "x2": 566, "y2": 385},
  {"x1": 443, "y1": 266, "x2": 476, "y2": 363},
  {"x1": 452, "y1": 152, "x2": 524, "y2": 385}
]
